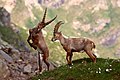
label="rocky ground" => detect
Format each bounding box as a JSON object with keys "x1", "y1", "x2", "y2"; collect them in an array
[
  {"x1": 1, "y1": 0, "x2": 120, "y2": 79},
  {"x1": 0, "y1": 42, "x2": 57, "y2": 80},
  {"x1": 0, "y1": 6, "x2": 57, "y2": 80}
]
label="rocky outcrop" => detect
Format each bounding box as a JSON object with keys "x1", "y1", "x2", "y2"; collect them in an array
[
  {"x1": 38, "y1": 0, "x2": 65, "y2": 8},
  {"x1": 0, "y1": 35, "x2": 57, "y2": 80},
  {"x1": 100, "y1": 29, "x2": 120, "y2": 47},
  {"x1": 0, "y1": 7, "x2": 10, "y2": 26},
  {"x1": 3, "y1": 0, "x2": 16, "y2": 13},
  {"x1": 0, "y1": 43, "x2": 57, "y2": 80}
]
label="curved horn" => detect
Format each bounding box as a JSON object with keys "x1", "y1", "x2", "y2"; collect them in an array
[
  {"x1": 41, "y1": 8, "x2": 47, "y2": 23},
  {"x1": 54, "y1": 21, "x2": 64, "y2": 33},
  {"x1": 45, "y1": 15, "x2": 57, "y2": 26}
]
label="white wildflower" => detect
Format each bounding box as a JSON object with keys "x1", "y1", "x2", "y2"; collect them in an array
[
  {"x1": 109, "y1": 65, "x2": 112, "y2": 67},
  {"x1": 98, "y1": 68, "x2": 101, "y2": 71},
  {"x1": 69, "y1": 66, "x2": 72, "y2": 69},
  {"x1": 88, "y1": 68, "x2": 91, "y2": 70},
  {"x1": 96, "y1": 71, "x2": 98, "y2": 73},
  {"x1": 99, "y1": 71, "x2": 101, "y2": 73},
  {"x1": 105, "y1": 69, "x2": 109, "y2": 72}
]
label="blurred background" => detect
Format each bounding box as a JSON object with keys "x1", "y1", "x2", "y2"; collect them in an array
[{"x1": 0, "y1": 0, "x2": 120, "y2": 79}]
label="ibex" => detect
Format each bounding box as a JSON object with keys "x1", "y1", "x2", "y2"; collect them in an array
[
  {"x1": 27, "y1": 8, "x2": 57, "y2": 72},
  {"x1": 51, "y1": 21, "x2": 96, "y2": 66}
]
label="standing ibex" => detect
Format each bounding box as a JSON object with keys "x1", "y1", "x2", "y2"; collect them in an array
[
  {"x1": 51, "y1": 21, "x2": 96, "y2": 66},
  {"x1": 27, "y1": 8, "x2": 57, "y2": 72}
]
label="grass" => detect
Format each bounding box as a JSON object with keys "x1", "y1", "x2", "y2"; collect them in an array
[
  {"x1": 1, "y1": 0, "x2": 120, "y2": 76},
  {"x1": 31, "y1": 58, "x2": 120, "y2": 80},
  {"x1": 11, "y1": 0, "x2": 29, "y2": 26},
  {"x1": 0, "y1": 26, "x2": 18, "y2": 45},
  {"x1": 0, "y1": 25, "x2": 28, "y2": 50}
]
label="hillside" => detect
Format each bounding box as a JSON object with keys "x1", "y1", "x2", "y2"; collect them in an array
[
  {"x1": 0, "y1": 0, "x2": 120, "y2": 79},
  {"x1": 32, "y1": 58, "x2": 120, "y2": 80},
  {"x1": 0, "y1": 0, "x2": 120, "y2": 64}
]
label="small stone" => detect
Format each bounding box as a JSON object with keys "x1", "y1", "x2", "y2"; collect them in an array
[{"x1": 24, "y1": 64, "x2": 32, "y2": 73}]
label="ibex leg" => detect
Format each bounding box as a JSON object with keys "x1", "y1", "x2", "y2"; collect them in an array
[
  {"x1": 66, "y1": 52, "x2": 72, "y2": 65},
  {"x1": 38, "y1": 51, "x2": 42, "y2": 72},
  {"x1": 43, "y1": 53, "x2": 50, "y2": 71},
  {"x1": 85, "y1": 50, "x2": 96, "y2": 63},
  {"x1": 69, "y1": 53, "x2": 73, "y2": 65}
]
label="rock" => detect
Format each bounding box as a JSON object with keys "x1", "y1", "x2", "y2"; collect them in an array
[
  {"x1": 115, "y1": 48, "x2": 120, "y2": 58},
  {"x1": 17, "y1": 63, "x2": 25, "y2": 72},
  {"x1": 100, "y1": 34, "x2": 117, "y2": 46},
  {"x1": 24, "y1": 64, "x2": 32, "y2": 73},
  {"x1": 0, "y1": 50, "x2": 13, "y2": 63},
  {"x1": 117, "y1": 0, "x2": 120, "y2": 7},
  {"x1": 93, "y1": 18, "x2": 111, "y2": 32},
  {"x1": 0, "y1": 59, "x2": 10, "y2": 80},
  {"x1": 72, "y1": 20, "x2": 81, "y2": 30},
  {"x1": 100, "y1": 29, "x2": 120, "y2": 47},
  {"x1": 68, "y1": 0, "x2": 84, "y2": 6},
  {"x1": 0, "y1": 7, "x2": 10, "y2": 26},
  {"x1": 0, "y1": 38, "x2": 9, "y2": 46},
  {"x1": 81, "y1": 24, "x2": 91, "y2": 32},
  {"x1": 38, "y1": 0, "x2": 42, "y2": 4},
  {"x1": 3, "y1": 0, "x2": 16, "y2": 13},
  {"x1": 11, "y1": 48, "x2": 20, "y2": 54}
]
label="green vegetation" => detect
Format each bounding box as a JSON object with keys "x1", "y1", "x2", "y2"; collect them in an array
[
  {"x1": 1, "y1": 0, "x2": 120, "y2": 79},
  {"x1": 11, "y1": 0, "x2": 29, "y2": 26},
  {"x1": 1, "y1": 0, "x2": 120, "y2": 70},
  {"x1": 20, "y1": 0, "x2": 120, "y2": 63},
  {"x1": 0, "y1": 25, "x2": 27, "y2": 50},
  {"x1": 0, "y1": 26, "x2": 18, "y2": 45},
  {"x1": 32, "y1": 58, "x2": 120, "y2": 80}
]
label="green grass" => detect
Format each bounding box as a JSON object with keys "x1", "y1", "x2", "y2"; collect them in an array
[
  {"x1": 11, "y1": 0, "x2": 29, "y2": 26},
  {"x1": 31, "y1": 58, "x2": 120, "y2": 80},
  {"x1": 0, "y1": 26, "x2": 18, "y2": 45},
  {"x1": 0, "y1": 25, "x2": 28, "y2": 50}
]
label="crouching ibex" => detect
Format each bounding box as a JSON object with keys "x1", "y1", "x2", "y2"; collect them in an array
[{"x1": 51, "y1": 21, "x2": 97, "y2": 66}]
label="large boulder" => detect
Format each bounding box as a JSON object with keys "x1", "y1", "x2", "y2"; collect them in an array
[
  {"x1": 0, "y1": 7, "x2": 10, "y2": 26},
  {"x1": 0, "y1": 50, "x2": 13, "y2": 63}
]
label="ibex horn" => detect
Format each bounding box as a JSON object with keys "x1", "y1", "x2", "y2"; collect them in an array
[
  {"x1": 41, "y1": 8, "x2": 47, "y2": 23},
  {"x1": 45, "y1": 15, "x2": 57, "y2": 26},
  {"x1": 54, "y1": 21, "x2": 64, "y2": 33}
]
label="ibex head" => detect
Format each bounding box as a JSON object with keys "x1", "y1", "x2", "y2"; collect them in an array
[
  {"x1": 51, "y1": 21, "x2": 64, "y2": 42},
  {"x1": 37, "y1": 8, "x2": 57, "y2": 30}
]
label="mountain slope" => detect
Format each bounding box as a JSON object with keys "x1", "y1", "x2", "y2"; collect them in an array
[
  {"x1": 32, "y1": 58, "x2": 120, "y2": 80},
  {"x1": 0, "y1": 0, "x2": 120, "y2": 65}
]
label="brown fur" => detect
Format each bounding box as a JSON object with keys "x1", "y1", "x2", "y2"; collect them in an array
[
  {"x1": 51, "y1": 21, "x2": 96, "y2": 66},
  {"x1": 27, "y1": 8, "x2": 57, "y2": 72}
]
